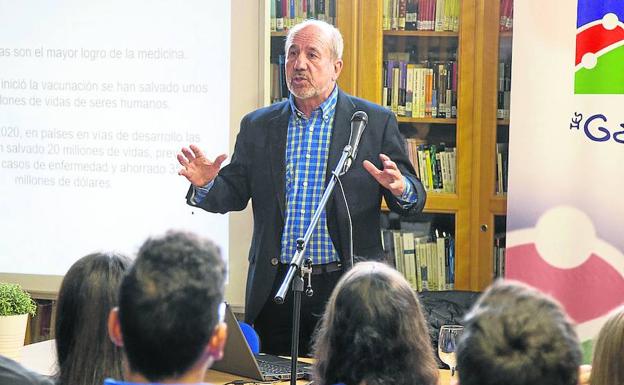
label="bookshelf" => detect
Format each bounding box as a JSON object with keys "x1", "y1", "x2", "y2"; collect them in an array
[
  {"x1": 262, "y1": 0, "x2": 512, "y2": 292},
  {"x1": 357, "y1": 0, "x2": 476, "y2": 290}
]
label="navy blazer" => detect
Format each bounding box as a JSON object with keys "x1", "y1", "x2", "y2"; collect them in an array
[{"x1": 187, "y1": 89, "x2": 426, "y2": 323}]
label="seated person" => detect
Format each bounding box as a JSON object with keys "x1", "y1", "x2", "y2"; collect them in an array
[
  {"x1": 0, "y1": 355, "x2": 53, "y2": 385},
  {"x1": 106, "y1": 230, "x2": 227, "y2": 385},
  {"x1": 456, "y1": 280, "x2": 582, "y2": 385},
  {"x1": 55, "y1": 252, "x2": 131, "y2": 385},
  {"x1": 312, "y1": 261, "x2": 438, "y2": 385},
  {"x1": 589, "y1": 306, "x2": 624, "y2": 385}
]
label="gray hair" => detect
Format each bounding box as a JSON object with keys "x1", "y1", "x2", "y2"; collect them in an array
[{"x1": 284, "y1": 19, "x2": 344, "y2": 60}]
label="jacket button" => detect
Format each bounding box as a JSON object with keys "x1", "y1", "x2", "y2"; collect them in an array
[{"x1": 271, "y1": 257, "x2": 279, "y2": 266}]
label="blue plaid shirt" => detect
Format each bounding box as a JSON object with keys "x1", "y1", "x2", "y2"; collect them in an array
[{"x1": 280, "y1": 87, "x2": 340, "y2": 265}]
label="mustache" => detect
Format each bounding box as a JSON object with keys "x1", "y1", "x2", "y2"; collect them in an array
[{"x1": 291, "y1": 71, "x2": 309, "y2": 80}]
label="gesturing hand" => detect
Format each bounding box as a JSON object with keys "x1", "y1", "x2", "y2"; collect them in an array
[
  {"x1": 363, "y1": 153, "x2": 406, "y2": 197},
  {"x1": 177, "y1": 144, "x2": 228, "y2": 187}
]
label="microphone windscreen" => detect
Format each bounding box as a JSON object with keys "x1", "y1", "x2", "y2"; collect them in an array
[{"x1": 351, "y1": 110, "x2": 368, "y2": 124}]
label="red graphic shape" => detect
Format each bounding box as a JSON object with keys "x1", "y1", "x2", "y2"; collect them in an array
[
  {"x1": 576, "y1": 24, "x2": 624, "y2": 65},
  {"x1": 507, "y1": 243, "x2": 624, "y2": 323}
]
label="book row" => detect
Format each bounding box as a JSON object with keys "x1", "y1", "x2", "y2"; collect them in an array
[
  {"x1": 382, "y1": 229, "x2": 455, "y2": 291},
  {"x1": 383, "y1": 58, "x2": 458, "y2": 119},
  {"x1": 383, "y1": 0, "x2": 461, "y2": 32},
  {"x1": 270, "y1": 0, "x2": 336, "y2": 32},
  {"x1": 406, "y1": 140, "x2": 456, "y2": 193}
]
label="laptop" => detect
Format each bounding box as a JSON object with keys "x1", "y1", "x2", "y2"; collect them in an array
[{"x1": 212, "y1": 304, "x2": 312, "y2": 381}]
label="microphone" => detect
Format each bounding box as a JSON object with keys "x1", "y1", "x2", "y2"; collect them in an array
[{"x1": 344, "y1": 111, "x2": 368, "y2": 173}]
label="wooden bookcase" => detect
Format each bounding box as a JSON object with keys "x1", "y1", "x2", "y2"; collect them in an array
[
  {"x1": 263, "y1": 0, "x2": 511, "y2": 292},
  {"x1": 357, "y1": 0, "x2": 477, "y2": 290}
]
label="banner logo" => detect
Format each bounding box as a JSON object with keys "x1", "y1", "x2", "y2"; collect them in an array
[{"x1": 575, "y1": 0, "x2": 624, "y2": 94}]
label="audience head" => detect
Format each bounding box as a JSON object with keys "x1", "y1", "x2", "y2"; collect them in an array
[
  {"x1": 55, "y1": 252, "x2": 131, "y2": 385},
  {"x1": 108, "y1": 230, "x2": 227, "y2": 383},
  {"x1": 590, "y1": 306, "x2": 624, "y2": 385},
  {"x1": 312, "y1": 261, "x2": 438, "y2": 385},
  {"x1": 456, "y1": 280, "x2": 582, "y2": 385}
]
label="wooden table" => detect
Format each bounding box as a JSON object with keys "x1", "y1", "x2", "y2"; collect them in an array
[{"x1": 20, "y1": 340, "x2": 452, "y2": 384}]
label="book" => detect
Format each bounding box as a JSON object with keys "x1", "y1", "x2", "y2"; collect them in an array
[
  {"x1": 496, "y1": 143, "x2": 508, "y2": 194},
  {"x1": 406, "y1": 63, "x2": 415, "y2": 117},
  {"x1": 398, "y1": 61, "x2": 407, "y2": 116},
  {"x1": 434, "y1": 0, "x2": 445, "y2": 31},
  {"x1": 435, "y1": 230, "x2": 447, "y2": 290},
  {"x1": 406, "y1": 0, "x2": 418, "y2": 30},
  {"x1": 398, "y1": 0, "x2": 407, "y2": 30},
  {"x1": 402, "y1": 232, "x2": 418, "y2": 289},
  {"x1": 382, "y1": 229, "x2": 397, "y2": 267},
  {"x1": 271, "y1": 0, "x2": 277, "y2": 31},
  {"x1": 276, "y1": 0, "x2": 284, "y2": 31},
  {"x1": 493, "y1": 233, "x2": 506, "y2": 278},
  {"x1": 391, "y1": 66, "x2": 400, "y2": 114},
  {"x1": 393, "y1": 231, "x2": 405, "y2": 275},
  {"x1": 385, "y1": 60, "x2": 394, "y2": 109},
  {"x1": 391, "y1": 0, "x2": 399, "y2": 30},
  {"x1": 500, "y1": 0, "x2": 514, "y2": 32},
  {"x1": 383, "y1": 0, "x2": 391, "y2": 30}
]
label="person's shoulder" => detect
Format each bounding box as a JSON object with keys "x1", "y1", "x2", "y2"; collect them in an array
[
  {"x1": 338, "y1": 91, "x2": 393, "y2": 118},
  {"x1": 241, "y1": 100, "x2": 289, "y2": 125},
  {"x1": 0, "y1": 356, "x2": 54, "y2": 385}
]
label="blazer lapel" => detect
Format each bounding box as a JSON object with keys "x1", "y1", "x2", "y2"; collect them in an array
[
  {"x1": 267, "y1": 102, "x2": 291, "y2": 220},
  {"x1": 326, "y1": 90, "x2": 357, "y2": 184}
]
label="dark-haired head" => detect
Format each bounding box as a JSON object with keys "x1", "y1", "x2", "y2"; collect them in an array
[
  {"x1": 108, "y1": 230, "x2": 227, "y2": 383},
  {"x1": 312, "y1": 261, "x2": 438, "y2": 385},
  {"x1": 456, "y1": 280, "x2": 582, "y2": 385},
  {"x1": 55, "y1": 252, "x2": 131, "y2": 385}
]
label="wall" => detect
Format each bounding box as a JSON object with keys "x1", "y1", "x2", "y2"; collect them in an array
[{"x1": 0, "y1": 0, "x2": 262, "y2": 312}]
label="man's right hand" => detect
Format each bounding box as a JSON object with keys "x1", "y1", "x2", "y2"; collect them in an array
[{"x1": 177, "y1": 144, "x2": 228, "y2": 187}]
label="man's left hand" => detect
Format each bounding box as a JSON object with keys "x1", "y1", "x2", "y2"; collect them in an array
[{"x1": 363, "y1": 153, "x2": 406, "y2": 196}]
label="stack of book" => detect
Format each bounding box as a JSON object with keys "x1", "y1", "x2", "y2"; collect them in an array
[
  {"x1": 382, "y1": 229, "x2": 455, "y2": 291},
  {"x1": 383, "y1": 54, "x2": 458, "y2": 119},
  {"x1": 499, "y1": 0, "x2": 513, "y2": 32},
  {"x1": 382, "y1": 0, "x2": 461, "y2": 32},
  {"x1": 406, "y1": 140, "x2": 456, "y2": 193},
  {"x1": 270, "y1": 0, "x2": 337, "y2": 32}
]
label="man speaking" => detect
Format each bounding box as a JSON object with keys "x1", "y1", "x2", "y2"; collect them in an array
[{"x1": 177, "y1": 20, "x2": 425, "y2": 355}]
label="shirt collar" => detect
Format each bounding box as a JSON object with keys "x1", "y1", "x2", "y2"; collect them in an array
[{"x1": 288, "y1": 85, "x2": 338, "y2": 121}]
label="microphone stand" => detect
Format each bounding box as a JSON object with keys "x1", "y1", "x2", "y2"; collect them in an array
[{"x1": 274, "y1": 144, "x2": 352, "y2": 385}]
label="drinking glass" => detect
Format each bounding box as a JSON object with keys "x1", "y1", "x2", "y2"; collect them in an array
[{"x1": 438, "y1": 325, "x2": 464, "y2": 377}]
